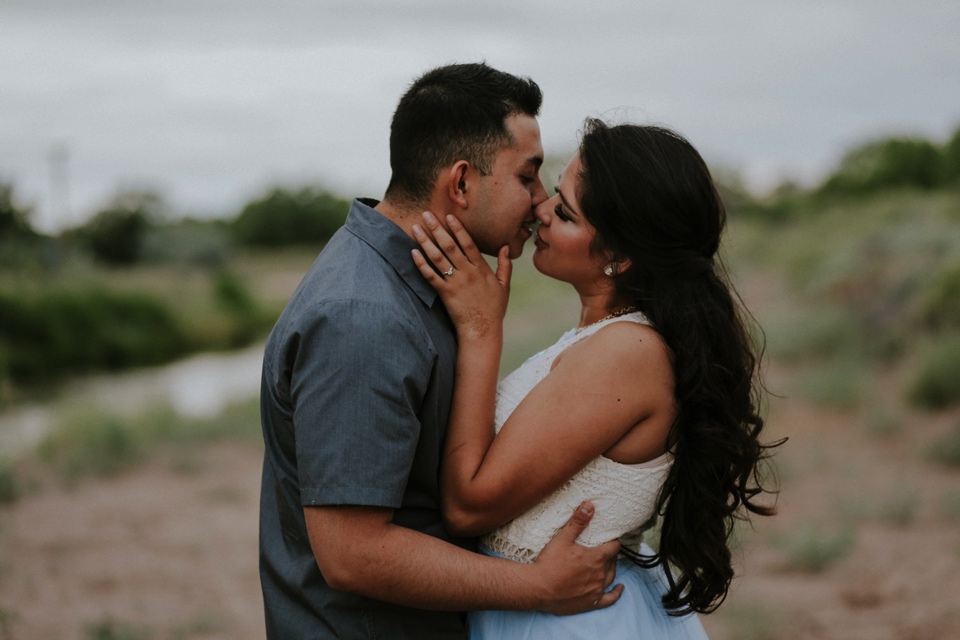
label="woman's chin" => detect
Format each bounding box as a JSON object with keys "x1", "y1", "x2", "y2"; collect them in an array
[{"x1": 531, "y1": 252, "x2": 555, "y2": 279}]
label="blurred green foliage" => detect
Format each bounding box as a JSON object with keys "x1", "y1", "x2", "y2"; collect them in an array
[
  {"x1": 0, "y1": 183, "x2": 37, "y2": 241},
  {"x1": 79, "y1": 191, "x2": 164, "y2": 266},
  {"x1": 0, "y1": 288, "x2": 190, "y2": 382},
  {"x1": 921, "y1": 260, "x2": 960, "y2": 330},
  {"x1": 732, "y1": 125, "x2": 960, "y2": 223},
  {"x1": 924, "y1": 425, "x2": 960, "y2": 468},
  {"x1": 775, "y1": 525, "x2": 856, "y2": 572},
  {"x1": 821, "y1": 138, "x2": 944, "y2": 194},
  {"x1": 33, "y1": 398, "x2": 261, "y2": 486},
  {"x1": 908, "y1": 335, "x2": 960, "y2": 410},
  {"x1": 0, "y1": 271, "x2": 273, "y2": 388},
  {"x1": 730, "y1": 172, "x2": 960, "y2": 408},
  {"x1": 0, "y1": 459, "x2": 21, "y2": 504},
  {"x1": 37, "y1": 412, "x2": 146, "y2": 483},
  {"x1": 232, "y1": 186, "x2": 349, "y2": 247},
  {"x1": 83, "y1": 617, "x2": 151, "y2": 640}
]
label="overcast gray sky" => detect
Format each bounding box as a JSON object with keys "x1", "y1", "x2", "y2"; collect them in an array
[{"x1": 2, "y1": 0, "x2": 959, "y2": 231}]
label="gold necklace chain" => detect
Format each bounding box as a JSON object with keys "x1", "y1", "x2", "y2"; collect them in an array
[{"x1": 575, "y1": 305, "x2": 638, "y2": 334}]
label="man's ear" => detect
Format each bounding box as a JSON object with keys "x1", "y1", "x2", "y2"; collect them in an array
[{"x1": 445, "y1": 161, "x2": 470, "y2": 209}]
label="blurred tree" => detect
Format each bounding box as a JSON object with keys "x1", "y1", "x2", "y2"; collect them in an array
[
  {"x1": 232, "y1": 186, "x2": 349, "y2": 247},
  {"x1": 83, "y1": 190, "x2": 163, "y2": 266},
  {"x1": 821, "y1": 137, "x2": 944, "y2": 194},
  {"x1": 0, "y1": 182, "x2": 37, "y2": 240},
  {"x1": 941, "y1": 126, "x2": 960, "y2": 185}
]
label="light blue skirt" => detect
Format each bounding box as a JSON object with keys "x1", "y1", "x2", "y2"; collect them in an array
[{"x1": 469, "y1": 545, "x2": 709, "y2": 639}]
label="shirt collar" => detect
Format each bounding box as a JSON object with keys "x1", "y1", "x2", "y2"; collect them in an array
[{"x1": 344, "y1": 198, "x2": 438, "y2": 307}]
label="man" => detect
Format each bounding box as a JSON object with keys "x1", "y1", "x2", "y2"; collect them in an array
[{"x1": 259, "y1": 62, "x2": 620, "y2": 639}]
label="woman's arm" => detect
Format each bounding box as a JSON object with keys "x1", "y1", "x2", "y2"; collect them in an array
[
  {"x1": 447, "y1": 323, "x2": 673, "y2": 535},
  {"x1": 412, "y1": 214, "x2": 674, "y2": 536}
]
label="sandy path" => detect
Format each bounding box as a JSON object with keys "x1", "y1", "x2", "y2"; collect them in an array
[{"x1": 0, "y1": 443, "x2": 265, "y2": 640}]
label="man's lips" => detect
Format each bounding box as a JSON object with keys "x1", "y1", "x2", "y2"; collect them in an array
[{"x1": 534, "y1": 230, "x2": 548, "y2": 249}]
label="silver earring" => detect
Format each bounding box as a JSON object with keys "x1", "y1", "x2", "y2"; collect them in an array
[{"x1": 604, "y1": 265, "x2": 614, "y2": 277}]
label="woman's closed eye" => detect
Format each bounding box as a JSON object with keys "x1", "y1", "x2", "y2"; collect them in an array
[{"x1": 554, "y1": 202, "x2": 572, "y2": 222}]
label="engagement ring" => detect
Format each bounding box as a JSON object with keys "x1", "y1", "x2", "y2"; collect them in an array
[{"x1": 442, "y1": 267, "x2": 455, "y2": 277}]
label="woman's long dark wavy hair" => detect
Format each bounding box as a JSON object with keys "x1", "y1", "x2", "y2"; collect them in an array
[{"x1": 577, "y1": 118, "x2": 781, "y2": 615}]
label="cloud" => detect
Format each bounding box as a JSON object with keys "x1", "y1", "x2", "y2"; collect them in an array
[{"x1": 1, "y1": 0, "x2": 958, "y2": 230}]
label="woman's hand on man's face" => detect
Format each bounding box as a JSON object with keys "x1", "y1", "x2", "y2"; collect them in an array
[{"x1": 411, "y1": 211, "x2": 511, "y2": 342}]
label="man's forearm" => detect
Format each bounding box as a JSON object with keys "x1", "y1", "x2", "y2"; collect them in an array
[{"x1": 306, "y1": 506, "x2": 545, "y2": 611}]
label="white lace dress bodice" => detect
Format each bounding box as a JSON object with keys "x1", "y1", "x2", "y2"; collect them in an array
[{"x1": 481, "y1": 312, "x2": 673, "y2": 564}]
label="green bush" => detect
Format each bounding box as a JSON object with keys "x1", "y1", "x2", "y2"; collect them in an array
[
  {"x1": 941, "y1": 126, "x2": 960, "y2": 185},
  {"x1": 140, "y1": 220, "x2": 229, "y2": 267},
  {"x1": 908, "y1": 335, "x2": 960, "y2": 409},
  {"x1": 792, "y1": 358, "x2": 867, "y2": 408},
  {"x1": 940, "y1": 489, "x2": 960, "y2": 520},
  {"x1": 0, "y1": 288, "x2": 190, "y2": 383},
  {"x1": 924, "y1": 427, "x2": 960, "y2": 468},
  {"x1": 30, "y1": 399, "x2": 261, "y2": 484},
  {"x1": 214, "y1": 270, "x2": 258, "y2": 317},
  {"x1": 0, "y1": 459, "x2": 21, "y2": 504},
  {"x1": 921, "y1": 261, "x2": 960, "y2": 330},
  {"x1": 37, "y1": 413, "x2": 145, "y2": 483},
  {"x1": 821, "y1": 137, "x2": 945, "y2": 195},
  {"x1": 78, "y1": 191, "x2": 164, "y2": 266},
  {"x1": 83, "y1": 617, "x2": 151, "y2": 640},
  {"x1": 233, "y1": 186, "x2": 349, "y2": 247},
  {"x1": 86, "y1": 208, "x2": 148, "y2": 265},
  {"x1": 777, "y1": 525, "x2": 856, "y2": 572},
  {"x1": 764, "y1": 309, "x2": 862, "y2": 363}
]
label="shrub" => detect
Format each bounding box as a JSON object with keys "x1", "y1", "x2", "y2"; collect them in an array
[
  {"x1": 0, "y1": 460, "x2": 20, "y2": 504},
  {"x1": 821, "y1": 137, "x2": 945, "y2": 195},
  {"x1": 942, "y1": 126, "x2": 960, "y2": 185},
  {"x1": 924, "y1": 427, "x2": 960, "y2": 468},
  {"x1": 140, "y1": 221, "x2": 229, "y2": 267},
  {"x1": 777, "y1": 526, "x2": 856, "y2": 572},
  {"x1": 940, "y1": 489, "x2": 960, "y2": 521},
  {"x1": 764, "y1": 309, "x2": 861, "y2": 363},
  {"x1": 83, "y1": 617, "x2": 151, "y2": 640},
  {"x1": 85, "y1": 208, "x2": 148, "y2": 265},
  {"x1": 36, "y1": 413, "x2": 145, "y2": 483},
  {"x1": 792, "y1": 358, "x2": 867, "y2": 408},
  {"x1": 876, "y1": 486, "x2": 920, "y2": 525},
  {"x1": 0, "y1": 289, "x2": 190, "y2": 383},
  {"x1": 80, "y1": 190, "x2": 164, "y2": 266},
  {"x1": 233, "y1": 186, "x2": 349, "y2": 247},
  {"x1": 0, "y1": 182, "x2": 37, "y2": 240},
  {"x1": 206, "y1": 271, "x2": 274, "y2": 348},
  {"x1": 908, "y1": 335, "x2": 960, "y2": 409},
  {"x1": 921, "y1": 261, "x2": 960, "y2": 330}
]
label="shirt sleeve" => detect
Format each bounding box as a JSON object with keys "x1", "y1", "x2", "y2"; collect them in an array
[{"x1": 287, "y1": 298, "x2": 435, "y2": 508}]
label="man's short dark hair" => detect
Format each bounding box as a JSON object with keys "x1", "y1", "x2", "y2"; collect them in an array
[{"x1": 385, "y1": 62, "x2": 543, "y2": 205}]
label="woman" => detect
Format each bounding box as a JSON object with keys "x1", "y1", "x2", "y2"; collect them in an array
[{"x1": 411, "y1": 119, "x2": 779, "y2": 638}]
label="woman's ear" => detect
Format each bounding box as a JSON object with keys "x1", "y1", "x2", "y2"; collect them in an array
[
  {"x1": 446, "y1": 161, "x2": 470, "y2": 209},
  {"x1": 604, "y1": 255, "x2": 632, "y2": 276}
]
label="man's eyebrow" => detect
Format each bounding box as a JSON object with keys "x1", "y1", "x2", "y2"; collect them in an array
[{"x1": 525, "y1": 156, "x2": 543, "y2": 169}]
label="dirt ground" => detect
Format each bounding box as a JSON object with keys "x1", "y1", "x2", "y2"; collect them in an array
[
  {"x1": 2, "y1": 396, "x2": 960, "y2": 639},
  {"x1": 2, "y1": 275, "x2": 960, "y2": 639}
]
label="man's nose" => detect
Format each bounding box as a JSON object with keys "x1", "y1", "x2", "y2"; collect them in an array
[
  {"x1": 534, "y1": 199, "x2": 552, "y2": 225},
  {"x1": 531, "y1": 178, "x2": 548, "y2": 207}
]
